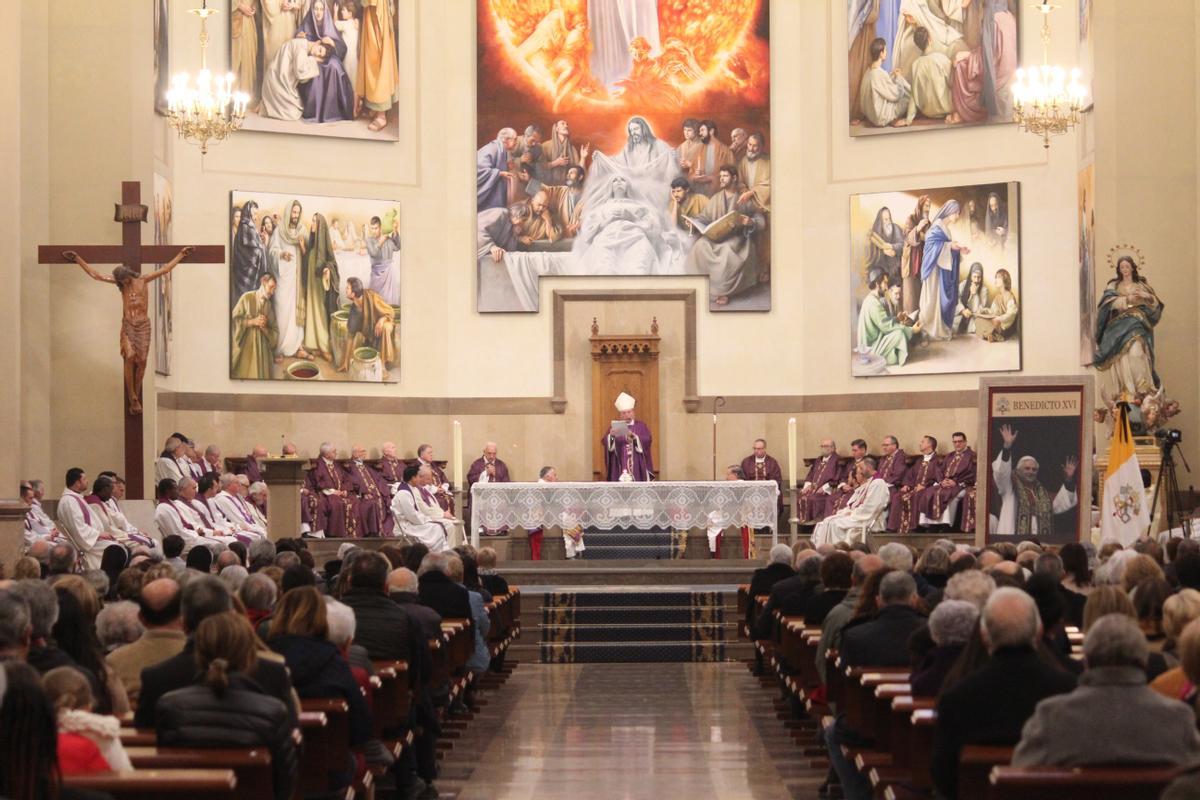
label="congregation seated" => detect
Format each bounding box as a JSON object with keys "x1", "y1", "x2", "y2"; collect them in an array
[
  {"x1": 418, "y1": 551, "x2": 474, "y2": 621},
  {"x1": 388, "y1": 567, "x2": 443, "y2": 640},
  {"x1": 932, "y1": 587, "x2": 1078, "y2": 799},
  {"x1": 266, "y1": 586, "x2": 371, "y2": 789},
  {"x1": 477, "y1": 547, "x2": 510, "y2": 596},
  {"x1": 134, "y1": 575, "x2": 298, "y2": 729},
  {"x1": 0, "y1": 521, "x2": 520, "y2": 800},
  {"x1": 155, "y1": 610, "x2": 298, "y2": 800},
  {"x1": 43, "y1": 665, "x2": 133, "y2": 774},
  {"x1": 105, "y1": 577, "x2": 185, "y2": 705},
  {"x1": 1013, "y1": 613, "x2": 1200, "y2": 768},
  {"x1": 753, "y1": 549, "x2": 820, "y2": 640}
]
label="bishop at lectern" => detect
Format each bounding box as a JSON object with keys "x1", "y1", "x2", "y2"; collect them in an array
[{"x1": 604, "y1": 392, "x2": 654, "y2": 481}]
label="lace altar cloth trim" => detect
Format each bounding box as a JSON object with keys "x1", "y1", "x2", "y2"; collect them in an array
[{"x1": 470, "y1": 481, "x2": 780, "y2": 537}]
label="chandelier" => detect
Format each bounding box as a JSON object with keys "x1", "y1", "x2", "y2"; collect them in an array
[
  {"x1": 1011, "y1": 2, "x2": 1087, "y2": 149},
  {"x1": 165, "y1": 1, "x2": 248, "y2": 155}
]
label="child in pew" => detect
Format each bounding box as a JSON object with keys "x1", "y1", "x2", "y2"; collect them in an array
[{"x1": 44, "y1": 665, "x2": 133, "y2": 773}]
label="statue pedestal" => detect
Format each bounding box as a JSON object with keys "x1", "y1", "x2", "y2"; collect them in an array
[
  {"x1": 261, "y1": 458, "x2": 308, "y2": 542},
  {"x1": 0, "y1": 501, "x2": 26, "y2": 574}
]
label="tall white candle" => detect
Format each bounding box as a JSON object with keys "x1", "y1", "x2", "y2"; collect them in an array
[
  {"x1": 787, "y1": 417, "x2": 797, "y2": 487},
  {"x1": 452, "y1": 420, "x2": 463, "y2": 492}
]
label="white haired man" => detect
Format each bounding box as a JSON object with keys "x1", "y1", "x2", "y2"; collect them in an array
[
  {"x1": 991, "y1": 423, "x2": 1078, "y2": 536},
  {"x1": 932, "y1": 588, "x2": 1077, "y2": 799},
  {"x1": 210, "y1": 473, "x2": 267, "y2": 540},
  {"x1": 811, "y1": 457, "x2": 889, "y2": 547},
  {"x1": 1013, "y1": 614, "x2": 1200, "y2": 768}
]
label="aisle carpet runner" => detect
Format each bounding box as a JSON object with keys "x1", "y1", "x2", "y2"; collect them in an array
[{"x1": 540, "y1": 590, "x2": 726, "y2": 663}]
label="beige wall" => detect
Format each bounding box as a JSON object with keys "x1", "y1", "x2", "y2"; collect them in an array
[{"x1": 16, "y1": 1, "x2": 1199, "y2": 494}]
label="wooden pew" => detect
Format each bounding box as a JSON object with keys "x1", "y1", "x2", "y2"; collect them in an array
[
  {"x1": 988, "y1": 764, "x2": 1184, "y2": 800},
  {"x1": 297, "y1": 705, "x2": 351, "y2": 800},
  {"x1": 64, "y1": 769, "x2": 237, "y2": 800},
  {"x1": 370, "y1": 659, "x2": 413, "y2": 759},
  {"x1": 125, "y1": 746, "x2": 273, "y2": 800},
  {"x1": 957, "y1": 745, "x2": 1013, "y2": 800}
]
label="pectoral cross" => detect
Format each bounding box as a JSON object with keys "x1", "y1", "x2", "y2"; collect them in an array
[{"x1": 39, "y1": 181, "x2": 225, "y2": 498}]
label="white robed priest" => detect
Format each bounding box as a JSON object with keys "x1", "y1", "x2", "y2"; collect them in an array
[
  {"x1": 413, "y1": 464, "x2": 462, "y2": 547},
  {"x1": 990, "y1": 424, "x2": 1078, "y2": 537},
  {"x1": 391, "y1": 462, "x2": 450, "y2": 553},
  {"x1": 811, "y1": 458, "x2": 890, "y2": 547}
]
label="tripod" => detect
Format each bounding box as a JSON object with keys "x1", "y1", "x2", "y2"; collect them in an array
[{"x1": 1148, "y1": 438, "x2": 1192, "y2": 536}]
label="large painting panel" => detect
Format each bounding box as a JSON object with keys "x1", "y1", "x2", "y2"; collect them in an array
[
  {"x1": 153, "y1": 174, "x2": 174, "y2": 376},
  {"x1": 476, "y1": 0, "x2": 771, "y2": 313},
  {"x1": 154, "y1": 0, "x2": 169, "y2": 114},
  {"x1": 230, "y1": 0, "x2": 400, "y2": 141},
  {"x1": 850, "y1": 181, "x2": 1021, "y2": 377},
  {"x1": 1078, "y1": 163, "x2": 1095, "y2": 366},
  {"x1": 848, "y1": 0, "x2": 1020, "y2": 136},
  {"x1": 230, "y1": 191, "x2": 401, "y2": 382}
]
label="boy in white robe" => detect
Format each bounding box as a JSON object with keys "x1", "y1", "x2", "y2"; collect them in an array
[
  {"x1": 260, "y1": 38, "x2": 329, "y2": 121},
  {"x1": 859, "y1": 39, "x2": 912, "y2": 128}
]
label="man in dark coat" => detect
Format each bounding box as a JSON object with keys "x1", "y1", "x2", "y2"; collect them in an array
[
  {"x1": 932, "y1": 588, "x2": 1077, "y2": 799},
  {"x1": 418, "y1": 553, "x2": 473, "y2": 621},
  {"x1": 135, "y1": 575, "x2": 298, "y2": 729}
]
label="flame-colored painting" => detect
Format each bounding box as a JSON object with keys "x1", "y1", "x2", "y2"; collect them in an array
[{"x1": 476, "y1": 0, "x2": 771, "y2": 312}]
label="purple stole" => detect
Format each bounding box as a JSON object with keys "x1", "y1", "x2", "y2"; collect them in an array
[
  {"x1": 163, "y1": 500, "x2": 196, "y2": 531},
  {"x1": 71, "y1": 494, "x2": 93, "y2": 526}
]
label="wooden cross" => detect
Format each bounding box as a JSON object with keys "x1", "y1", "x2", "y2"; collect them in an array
[{"x1": 39, "y1": 180, "x2": 225, "y2": 499}]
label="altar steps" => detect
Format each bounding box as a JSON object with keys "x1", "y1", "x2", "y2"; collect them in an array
[
  {"x1": 538, "y1": 589, "x2": 729, "y2": 663},
  {"x1": 579, "y1": 527, "x2": 683, "y2": 560}
]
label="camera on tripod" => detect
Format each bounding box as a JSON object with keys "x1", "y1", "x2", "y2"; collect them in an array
[{"x1": 1155, "y1": 428, "x2": 1183, "y2": 445}]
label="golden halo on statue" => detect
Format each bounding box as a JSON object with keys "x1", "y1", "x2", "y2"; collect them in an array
[{"x1": 1106, "y1": 243, "x2": 1148, "y2": 273}]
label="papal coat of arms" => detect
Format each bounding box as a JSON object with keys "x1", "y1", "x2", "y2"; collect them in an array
[{"x1": 1111, "y1": 484, "x2": 1143, "y2": 524}]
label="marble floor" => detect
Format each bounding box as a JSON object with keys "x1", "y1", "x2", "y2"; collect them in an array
[{"x1": 438, "y1": 663, "x2": 825, "y2": 799}]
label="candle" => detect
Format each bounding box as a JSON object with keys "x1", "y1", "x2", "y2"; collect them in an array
[
  {"x1": 787, "y1": 417, "x2": 797, "y2": 488},
  {"x1": 452, "y1": 420, "x2": 463, "y2": 493}
]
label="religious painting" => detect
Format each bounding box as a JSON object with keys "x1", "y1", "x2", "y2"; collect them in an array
[
  {"x1": 476, "y1": 0, "x2": 772, "y2": 313},
  {"x1": 976, "y1": 377, "x2": 1094, "y2": 546},
  {"x1": 1078, "y1": 0, "x2": 1094, "y2": 111},
  {"x1": 229, "y1": 190, "x2": 401, "y2": 383},
  {"x1": 1078, "y1": 163, "x2": 1096, "y2": 366},
  {"x1": 848, "y1": 0, "x2": 1020, "y2": 136},
  {"x1": 154, "y1": 0, "x2": 169, "y2": 114},
  {"x1": 153, "y1": 173, "x2": 174, "y2": 376},
  {"x1": 230, "y1": 0, "x2": 400, "y2": 141},
  {"x1": 850, "y1": 181, "x2": 1021, "y2": 377}
]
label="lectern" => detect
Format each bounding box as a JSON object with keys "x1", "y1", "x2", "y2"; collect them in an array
[{"x1": 261, "y1": 457, "x2": 309, "y2": 542}]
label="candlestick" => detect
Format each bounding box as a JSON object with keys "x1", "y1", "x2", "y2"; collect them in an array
[
  {"x1": 787, "y1": 417, "x2": 797, "y2": 486},
  {"x1": 452, "y1": 420, "x2": 463, "y2": 492}
]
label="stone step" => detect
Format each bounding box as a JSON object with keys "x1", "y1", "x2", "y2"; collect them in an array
[
  {"x1": 540, "y1": 640, "x2": 727, "y2": 663},
  {"x1": 580, "y1": 544, "x2": 676, "y2": 560},
  {"x1": 542, "y1": 606, "x2": 727, "y2": 625},
  {"x1": 540, "y1": 623, "x2": 729, "y2": 643}
]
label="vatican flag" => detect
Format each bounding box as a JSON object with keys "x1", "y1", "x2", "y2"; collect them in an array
[{"x1": 1101, "y1": 404, "x2": 1151, "y2": 546}]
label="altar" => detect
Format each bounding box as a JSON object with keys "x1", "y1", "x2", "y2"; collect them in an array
[{"x1": 468, "y1": 480, "x2": 781, "y2": 548}]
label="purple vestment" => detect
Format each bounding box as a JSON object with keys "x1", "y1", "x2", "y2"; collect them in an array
[
  {"x1": 887, "y1": 455, "x2": 942, "y2": 533},
  {"x1": 297, "y1": 6, "x2": 355, "y2": 122},
  {"x1": 604, "y1": 420, "x2": 654, "y2": 481}
]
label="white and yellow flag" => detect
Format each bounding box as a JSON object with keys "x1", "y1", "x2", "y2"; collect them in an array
[{"x1": 1101, "y1": 404, "x2": 1151, "y2": 545}]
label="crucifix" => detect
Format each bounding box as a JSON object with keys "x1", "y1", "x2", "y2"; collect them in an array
[{"x1": 39, "y1": 180, "x2": 225, "y2": 499}]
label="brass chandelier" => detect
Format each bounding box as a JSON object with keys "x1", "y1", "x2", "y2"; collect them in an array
[
  {"x1": 1011, "y1": 2, "x2": 1088, "y2": 149},
  {"x1": 165, "y1": 1, "x2": 248, "y2": 155}
]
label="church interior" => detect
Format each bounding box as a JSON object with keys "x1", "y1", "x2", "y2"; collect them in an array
[{"x1": 5, "y1": 0, "x2": 1200, "y2": 798}]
